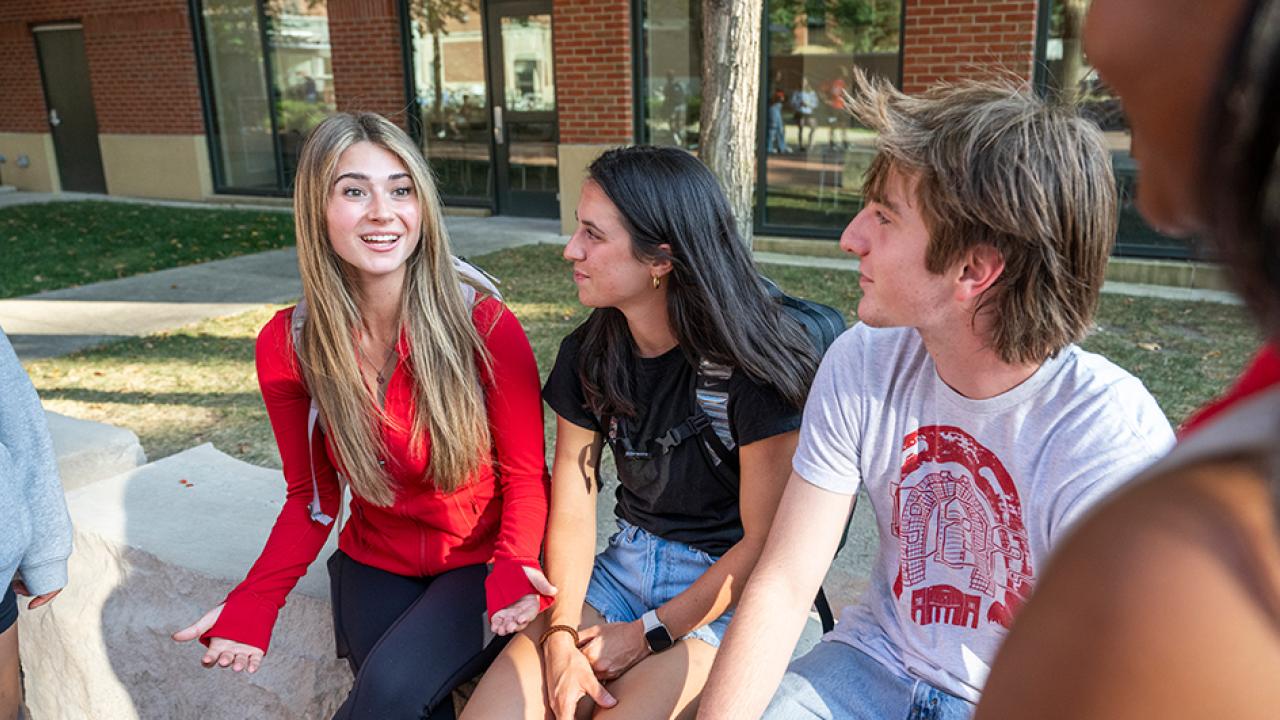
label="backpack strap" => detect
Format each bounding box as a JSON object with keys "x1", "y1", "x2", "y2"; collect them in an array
[
  {"x1": 454, "y1": 255, "x2": 503, "y2": 301},
  {"x1": 695, "y1": 360, "x2": 735, "y2": 450},
  {"x1": 291, "y1": 298, "x2": 337, "y2": 526},
  {"x1": 292, "y1": 255, "x2": 498, "y2": 528}
]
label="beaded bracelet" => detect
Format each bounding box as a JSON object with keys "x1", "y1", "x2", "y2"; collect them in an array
[{"x1": 539, "y1": 624, "x2": 580, "y2": 649}]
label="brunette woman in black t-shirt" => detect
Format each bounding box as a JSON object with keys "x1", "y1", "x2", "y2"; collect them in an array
[{"x1": 462, "y1": 146, "x2": 820, "y2": 719}]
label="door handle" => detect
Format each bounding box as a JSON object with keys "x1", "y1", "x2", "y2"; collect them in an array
[
  {"x1": 49, "y1": 109, "x2": 62, "y2": 127},
  {"x1": 493, "y1": 106, "x2": 504, "y2": 145}
]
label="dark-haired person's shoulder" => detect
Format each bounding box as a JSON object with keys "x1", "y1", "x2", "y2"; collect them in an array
[
  {"x1": 728, "y1": 370, "x2": 802, "y2": 446},
  {"x1": 977, "y1": 458, "x2": 1280, "y2": 719},
  {"x1": 542, "y1": 321, "x2": 597, "y2": 430}
]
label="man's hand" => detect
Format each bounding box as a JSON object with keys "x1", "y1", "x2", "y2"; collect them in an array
[
  {"x1": 544, "y1": 632, "x2": 617, "y2": 718},
  {"x1": 577, "y1": 619, "x2": 651, "y2": 681}
]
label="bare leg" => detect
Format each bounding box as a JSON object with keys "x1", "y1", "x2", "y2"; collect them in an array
[
  {"x1": 593, "y1": 638, "x2": 717, "y2": 720},
  {"x1": 461, "y1": 604, "x2": 606, "y2": 720},
  {"x1": 0, "y1": 625, "x2": 19, "y2": 720}
]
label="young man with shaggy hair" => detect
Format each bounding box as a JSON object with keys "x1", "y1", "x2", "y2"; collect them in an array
[{"x1": 696, "y1": 75, "x2": 1175, "y2": 719}]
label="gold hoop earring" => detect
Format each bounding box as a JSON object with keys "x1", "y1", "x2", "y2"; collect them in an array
[{"x1": 652, "y1": 275, "x2": 661, "y2": 290}]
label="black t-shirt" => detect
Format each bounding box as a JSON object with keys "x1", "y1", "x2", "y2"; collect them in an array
[{"x1": 542, "y1": 328, "x2": 802, "y2": 556}]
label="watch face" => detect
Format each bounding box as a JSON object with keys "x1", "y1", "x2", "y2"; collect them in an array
[{"x1": 645, "y1": 624, "x2": 675, "y2": 653}]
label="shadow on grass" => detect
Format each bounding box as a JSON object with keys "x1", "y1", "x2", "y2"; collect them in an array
[{"x1": 37, "y1": 388, "x2": 261, "y2": 407}]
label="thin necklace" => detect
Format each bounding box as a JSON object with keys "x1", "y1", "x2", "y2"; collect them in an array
[{"x1": 357, "y1": 336, "x2": 398, "y2": 386}]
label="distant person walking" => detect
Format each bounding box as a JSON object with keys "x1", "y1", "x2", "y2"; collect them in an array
[
  {"x1": 664, "y1": 72, "x2": 689, "y2": 148},
  {"x1": 790, "y1": 78, "x2": 819, "y2": 151}
]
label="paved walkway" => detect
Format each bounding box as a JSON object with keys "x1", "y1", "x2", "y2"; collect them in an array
[
  {"x1": 1, "y1": 196, "x2": 562, "y2": 359},
  {"x1": 1, "y1": 193, "x2": 1240, "y2": 361}
]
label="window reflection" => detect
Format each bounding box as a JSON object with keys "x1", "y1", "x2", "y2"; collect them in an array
[
  {"x1": 409, "y1": 0, "x2": 491, "y2": 200},
  {"x1": 640, "y1": 0, "x2": 701, "y2": 148},
  {"x1": 200, "y1": 0, "x2": 333, "y2": 192},
  {"x1": 268, "y1": 1, "x2": 335, "y2": 187},
  {"x1": 762, "y1": 0, "x2": 902, "y2": 231},
  {"x1": 502, "y1": 16, "x2": 555, "y2": 112},
  {"x1": 1042, "y1": 0, "x2": 1188, "y2": 257},
  {"x1": 202, "y1": 0, "x2": 275, "y2": 190}
]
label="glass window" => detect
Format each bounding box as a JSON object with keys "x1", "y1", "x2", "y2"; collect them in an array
[
  {"x1": 409, "y1": 0, "x2": 491, "y2": 201},
  {"x1": 201, "y1": 0, "x2": 275, "y2": 190},
  {"x1": 759, "y1": 0, "x2": 903, "y2": 232},
  {"x1": 637, "y1": 1, "x2": 903, "y2": 231},
  {"x1": 268, "y1": 1, "x2": 335, "y2": 188},
  {"x1": 638, "y1": 0, "x2": 702, "y2": 148},
  {"x1": 198, "y1": 0, "x2": 334, "y2": 193},
  {"x1": 1042, "y1": 0, "x2": 1189, "y2": 258},
  {"x1": 498, "y1": 13, "x2": 558, "y2": 197}
]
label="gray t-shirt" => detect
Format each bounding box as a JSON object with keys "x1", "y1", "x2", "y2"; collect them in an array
[{"x1": 793, "y1": 324, "x2": 1175, "y2": 703}]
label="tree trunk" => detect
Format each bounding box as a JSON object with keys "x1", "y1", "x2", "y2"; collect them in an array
[
  {"x1": 432, "y1": 29, "x2": 445, "y2": 123},
  {"x1": 700, "y1": 0, "x2": 763, "y2": 247},
  {"x1": 1060, "y1": 0, "x2": 1088, "y2": 104}
]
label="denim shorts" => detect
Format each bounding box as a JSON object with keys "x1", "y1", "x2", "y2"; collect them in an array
[
  {"x1": 763, "y1": 640, "x2": 973, "y2": 720},
  {"x1": 584, "y1": 519, "x2": 731, "y2": 648}
]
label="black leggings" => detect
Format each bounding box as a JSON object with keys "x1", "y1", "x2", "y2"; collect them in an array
[{"x1": 327, "y1": 550, "x2": 509, "y2": 720}]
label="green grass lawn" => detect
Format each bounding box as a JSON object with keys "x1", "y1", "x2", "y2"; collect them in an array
[
  {"x1": 23, "y1": 243, "x2": 1256, "y2": 467},
  {"x1": 0, "y1": 201, "x2": 294, "y2": 298}
]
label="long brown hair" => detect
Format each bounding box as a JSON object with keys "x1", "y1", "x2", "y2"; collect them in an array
[{"x1": 292, "y1": 112, "x2": 492, "y2": 505}]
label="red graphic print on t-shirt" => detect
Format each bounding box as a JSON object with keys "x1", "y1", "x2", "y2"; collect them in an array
[{"x1": 890, "y1": 426, "x2": 1032, "y2": 630}]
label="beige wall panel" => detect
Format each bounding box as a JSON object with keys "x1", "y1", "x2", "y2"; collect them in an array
[
  {"x1": 99, "y1": 134, "x2": 213, "y2": 201},
  {"x1": 557, "y1": 143, "x2": 617, "y2": 235},
  {"x1": 0, "y1": 133, "x2": 61, "y2": 192}
]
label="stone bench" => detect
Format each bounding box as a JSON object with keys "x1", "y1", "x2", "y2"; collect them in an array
[
  {"x1": 19, "y1": 444, "x2": 348, "y2": 720},
  {"x1": 45, "y1": 410, "x2": 147, "y2": 492},
  {"x1": 20, "y1": 431, "x2": 870, "y2": 718}
]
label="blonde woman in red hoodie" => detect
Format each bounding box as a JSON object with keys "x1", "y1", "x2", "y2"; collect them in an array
[{"x1": 173, "y1": 113, "x2": 553, "y2": 720}]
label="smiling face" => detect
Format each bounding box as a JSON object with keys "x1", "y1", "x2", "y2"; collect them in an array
[
  {"x1": 325, "y1": 140, "x2": 422, "y2": 291},
  {"x1": 563, "y1": 180, "x2": 666, "y2": 311},
  {"x1": 1083, "y1": 0, "x2": 1250, "y2": 235},
  {"x1": 840, "y1": 166, "x2": 955, "y2": 329}
]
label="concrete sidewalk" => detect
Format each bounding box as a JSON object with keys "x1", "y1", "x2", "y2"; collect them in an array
[{"x1": 1, "y1": 213, "x2": 562, "y2": 361}]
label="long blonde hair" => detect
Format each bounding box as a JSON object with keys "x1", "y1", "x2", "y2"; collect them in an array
[{"x1": 292, "y1": 112, "x2": 492, "y2": 505}]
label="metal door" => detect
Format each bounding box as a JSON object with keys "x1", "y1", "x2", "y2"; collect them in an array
[
  {"x1": 485, "y1": 0, "x2": 558, "y2": 218},
  {"x1": 35, "y1": 25, "x2": 107, "y2": 193}
]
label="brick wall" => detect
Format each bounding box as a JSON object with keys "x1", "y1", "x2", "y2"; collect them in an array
[
  {"x1": 900, "y1": 0, "x2": 1039, "y2": 93},
  {"x1": 329, "y1": 0, "x2": 409, "y2": 127},
  {"x1": 554, "y1": 0, "x2": 632, "y2": 144},
  {"x1": 0, "y1": 0, "x2": 204, "y2": 135},
  {"x1": 0, "y1": 20, "x2": 48, "y2": 134}
]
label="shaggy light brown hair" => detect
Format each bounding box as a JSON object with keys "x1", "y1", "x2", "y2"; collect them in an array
[{"x1": 850, "y1": 70, "x2": 1117, "y2": 364}]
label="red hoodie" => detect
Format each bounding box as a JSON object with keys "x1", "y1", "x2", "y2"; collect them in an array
[
  {"x1": 1179, "y1": 344, "x2": 1280, "y2": 437},
  {"x1": 204, "y1": 296, "x2": 552, "y2": 653}
]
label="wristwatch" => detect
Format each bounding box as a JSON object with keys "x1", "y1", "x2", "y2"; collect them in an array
[{"x1": 641, "y1": 609, "x2": 675, "y2": 653}]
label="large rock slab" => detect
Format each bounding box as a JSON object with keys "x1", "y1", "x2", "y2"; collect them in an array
[
  {"x1": 45, "y1": 410, "x2": 146, "y2": 492},
  {"x1": 18, "y1": 443, "x2": 349, "y2": 720}
]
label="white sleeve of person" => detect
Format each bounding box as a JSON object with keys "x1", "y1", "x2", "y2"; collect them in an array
[{"x1": 791, "y1": 326, "x2": 867, "y2": 496}]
